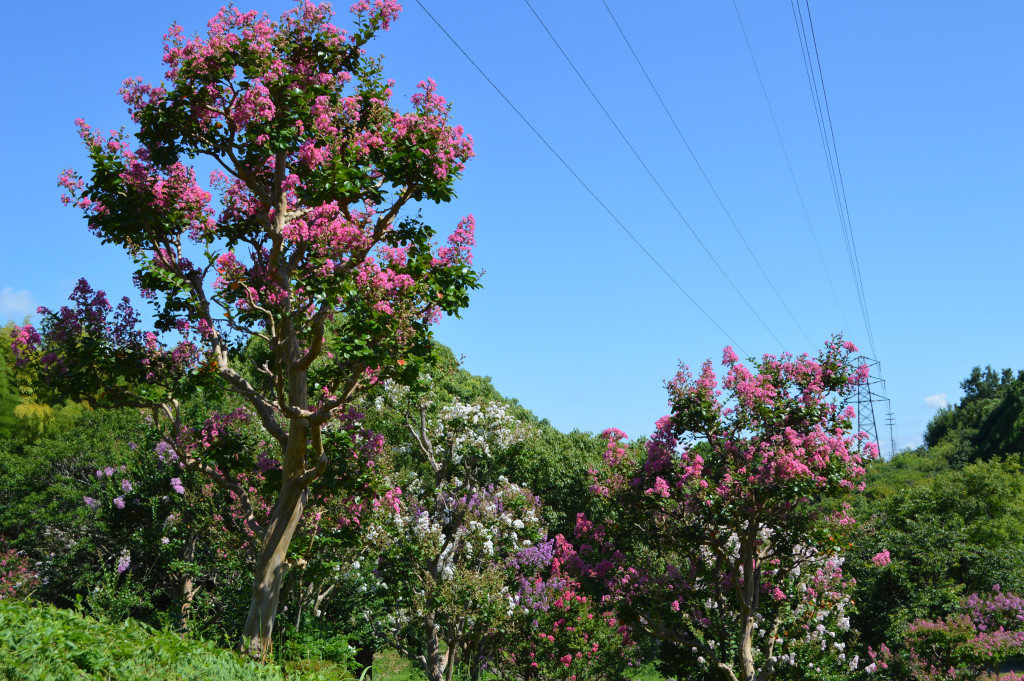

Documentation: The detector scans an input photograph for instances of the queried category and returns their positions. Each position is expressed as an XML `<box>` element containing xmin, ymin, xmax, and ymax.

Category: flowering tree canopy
<box><xmin>16</xmin><ymin>0</ymin><xmax>478</xmax><ymax>655</ymax></box>
<box><xmin>363</xmin><ymin>379</ymin><xmax>536</xmax><ymax>681</ymax></box>
<box><xmin>580</xmin><ymin>339</ymin><xmax>877</xmax><ymax>681</ymax></box>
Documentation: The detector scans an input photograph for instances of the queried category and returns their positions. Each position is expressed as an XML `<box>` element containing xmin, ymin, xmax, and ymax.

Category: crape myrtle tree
<box><xmin>17</xmin><ymin>0</ymin><xmax>478</xmax><ymax>654</ymax></box>
<box><xmin>367</xmin><ymin>378</ymin><xmax>538</xmax><ymax>681</ymax></box>
<box><xmin>580</xmin><ymin>339</ymin><xmax>877</xmax><ymax>681</ymax></box>
<box><xmin>365</xmin><ymin>378</ymin><xmax>637</xmax><ymax>681</ymax></box>
<box><xmin>858</xmin><ymin>586</ymin><xmax>1024</xmax><ymax>680</ymax></box>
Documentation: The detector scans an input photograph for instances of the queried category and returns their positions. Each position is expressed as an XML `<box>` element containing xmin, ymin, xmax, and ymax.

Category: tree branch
<box><xmin>182</xmin><ymin>454</ymin><xmax>264</xmax><ymax>539</ymax></box>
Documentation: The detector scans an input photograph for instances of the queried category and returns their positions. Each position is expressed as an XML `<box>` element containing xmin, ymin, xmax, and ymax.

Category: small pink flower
<box><xmin>872</xmin><ymin>550</ymin><xmax>891</xmax><ymax>567</ymax></box>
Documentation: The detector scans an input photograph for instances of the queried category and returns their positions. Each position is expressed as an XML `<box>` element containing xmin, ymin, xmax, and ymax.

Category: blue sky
<box><xmin>2</xmin><ymin>1</ymin><xmax>1021</xmax><ymax>452</ymax></box>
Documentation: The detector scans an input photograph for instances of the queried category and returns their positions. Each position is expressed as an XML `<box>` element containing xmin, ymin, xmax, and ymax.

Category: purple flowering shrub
<box><xmin>371</xmin><ymin>474</ymin><xmax>547</xmax><ymax>681</ymax></box>
<box><xmin>365</xmin><ymin>376</ymin><xmax>615</xmax><ymax>681</ymax></box>
<box><xmin>496</xmin><ymin>534</ymin><xmax>638</xmax><ymax>680</ymax></box>
<box><xmin>898</xmin><ymin>587</ymin><xmax>1024</xmax><ymax>680</ymax></box>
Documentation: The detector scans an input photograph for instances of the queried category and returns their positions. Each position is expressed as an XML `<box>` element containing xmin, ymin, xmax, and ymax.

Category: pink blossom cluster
<box><xmin>0</xmin><ymin>548</ymin><xmax>39</xmax><ymax>600</ymax></box>
<box><xmin>350</xmin><ymin>0</ymin><xmax>402</xmax><ymax>31</ymax></box>
<box><xmin>396</xmin><ymin>78</ymin><xmax>476</xmax><ymax>180</ymax></box>
<box><xmin>435</xmin><ymin>214</ymin><xmax>476</xmax><ymax>266</ymax></box>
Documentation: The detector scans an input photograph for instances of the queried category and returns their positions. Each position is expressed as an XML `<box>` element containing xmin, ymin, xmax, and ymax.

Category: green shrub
<box><xmin>0</xmin><ymin>599</ymin><xmax>286</xmax><ymax>681</ymax></box>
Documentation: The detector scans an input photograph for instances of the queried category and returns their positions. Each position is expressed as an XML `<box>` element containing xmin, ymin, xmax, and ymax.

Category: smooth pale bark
<box><xmin>738</xmin><ymin>518</ymin><xmax>761</xmax><ymax>681</ymax></box>
<box><xmin>241</xmin><ymin>364</ymin><xmax>314</xmax><ymax>656</ymax></box>
<box><xmin>739</xmin><ymin>613</ymin><xmax>757</xmax><ymax>681</ymax></box>
<box><xmin>425</xmin><ymin>612</ymin><xmax>445</xmax><ymax>681</ymax></box>
<box><xmin>421</xmin><ymin>611</ymin><xmax>459</xmax><ymax>681</ymax></box>
<box><xmin>177</xmin><ymin>535</ymin><xmax>198</xmax><ymax>631</ymax></box>
<box><xmin>240</xmin><ymin>469</ymin><xmax>308</xmax><ymax>655</ymax></box>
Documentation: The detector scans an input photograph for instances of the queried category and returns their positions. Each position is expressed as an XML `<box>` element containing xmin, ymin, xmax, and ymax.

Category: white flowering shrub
<box><xmin>363</xmin><ymin>378</ymin><xmax>545</xmax><ymax>681</ymax></box>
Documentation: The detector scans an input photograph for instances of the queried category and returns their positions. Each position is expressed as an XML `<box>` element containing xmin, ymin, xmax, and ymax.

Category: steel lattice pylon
<box><xmin>855</xmin><ymin>356</ymin><xmax>894</xmax><ymax>458</ymax></box>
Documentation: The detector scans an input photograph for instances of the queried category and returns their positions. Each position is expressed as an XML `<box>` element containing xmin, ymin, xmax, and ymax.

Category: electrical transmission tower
<box><xmin>855</xmin><ymin>356</ymin><xmax>894</xmax><ymax>458</ymax></box>
<box><xmin>884</xmin><ymin>410</ymin><xmax>897</xmax><ymax>458</ymax></box>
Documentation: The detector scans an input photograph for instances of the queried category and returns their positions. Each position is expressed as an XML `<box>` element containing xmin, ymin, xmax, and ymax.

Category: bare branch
<box><xmin>182</xmin><ymin>454</ymin><xmax>264</xmax><ymax>539</ymax></box>
<box><xmin>177</xmin><ymin>266</ymin><xmax>287</xmax><ymax>445</ymax></box>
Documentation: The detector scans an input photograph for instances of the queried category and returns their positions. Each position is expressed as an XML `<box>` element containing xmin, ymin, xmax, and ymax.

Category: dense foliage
<box><xmin>924</xmin><ymin>366</ymin><xmax>1024</xmax><ymax>468</ymax></box>
<box><xmin>5</xmin><ymin>330</ymin><xmax>1024</xmax><ymax>678</ymax></box>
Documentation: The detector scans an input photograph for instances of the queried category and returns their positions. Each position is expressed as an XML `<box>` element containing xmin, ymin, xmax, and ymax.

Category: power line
<box><xmin>522</xmin><ymin>0</ymin><xmax>787</xmax><ymax>351</ymax></box>
<box><xmin>784</xmin><ymin>0</ymin><xmax>891</xmax><ymax>437</ymax></box>
<box><xmin>726</xmin><ymin>0</ymin><xmax>851</xmax><ymax>337</ymax></box>
<box><xmin>787</xmin><ymin>0</ymin><xmax>878</xmax><ymax>359</ymax></box>
<box><xmin>413</xmin><ymin>0</ymin><xmax>747</xmax><ymax>354</ymax></box>
<box><xmin>599</xmin><ymin>0</ymin><xmax>815</xmax><ymax>349</ymax></box>
<box><xmin>788</xmin><ymin>0</ymin><xmax>866</xmax><ymax>345</ymax></box>
<box><xmin>801</xmin><ymin>0</ymin><xmax>877</xmax><ymax>359</ymax></box>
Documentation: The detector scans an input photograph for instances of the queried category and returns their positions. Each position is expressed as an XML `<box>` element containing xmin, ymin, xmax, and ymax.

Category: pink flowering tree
<box><xmin>18</xmin><ymin>0</ymin><xmax>478</xmax><ymax>655</ymax></box>
<box><xmin>580</xmin><ymin>339</ymin><xmax>877</xmax><ymax>681</ymax></box>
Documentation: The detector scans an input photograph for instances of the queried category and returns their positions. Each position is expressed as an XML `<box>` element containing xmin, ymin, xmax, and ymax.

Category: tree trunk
<box><xmin>739</xmin><ymin>613</ymin><xmax>756</xmax><ymax>681</ymax></box>
<box><xmin>240</xmin><ymin>479</ymin><xmax>307</xmax><ymax>655</ymax></box>
<box><xmin>443</xmin><ymin>643</ymin><xmax>457</xmax><ymax>681</ymax></box>
<box><xmin>241</xmin><ymin>418</ymin><xmax>311</xmax><ymax>656</ymax></box>
<box><xmin>355</xmin><ymin>644</ymin><xmax>374</xmax><ymax>680</ymax></box>
<box><xmin>467</xmin><ymin>640</ymin><xmax>481</xmax><ymax>681</ymax></box>
<box><xmin>737</xmin><ymin>517</ymin><xmax>760</xmax><ymax>681</ymax></box>
<box><xmin>177</xmin><ymin>535</ymin><xmax>197</xmax><ymax>632</ymax></box>
<box><xmin>424</xmin><ymin>612</ymin><xmax>446</xmax><ymax>681</ymax></box>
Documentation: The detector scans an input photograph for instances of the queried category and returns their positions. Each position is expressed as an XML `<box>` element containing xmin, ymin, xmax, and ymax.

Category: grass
<box><xmin>371</xmin><ymin>649</ymin><xmax>426</xmax><ymax>680</ymax></box>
